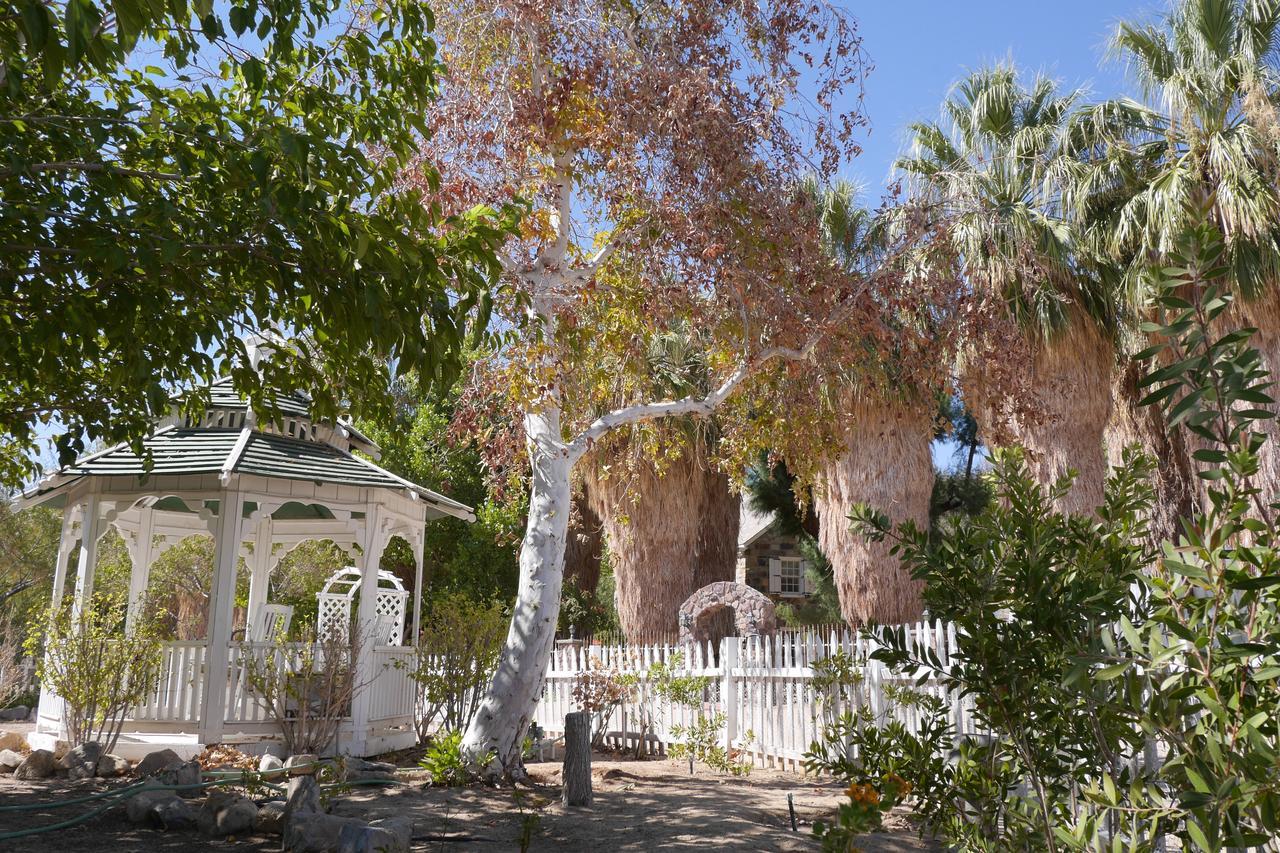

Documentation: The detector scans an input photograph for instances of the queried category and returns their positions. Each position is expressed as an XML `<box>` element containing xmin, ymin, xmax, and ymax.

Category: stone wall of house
<box><xmin>738</xmin><ymin>526</ymin><xmax>809</xmax><ymax>600</ymax></box>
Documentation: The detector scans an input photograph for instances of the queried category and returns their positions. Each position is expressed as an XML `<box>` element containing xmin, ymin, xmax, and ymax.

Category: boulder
<box><xmin>341</xmin><ymin>818</ymin><xmax>412</xmax><ymax>853</ymax></box>
<box><xmin>60</xmin><ymin>742</ymin><xmax>103</xmax><ymax>780</ymax></box>
<box><xmin>336</xmin><ymin>822</ymin><xmax>410</xmax><ymax>853</ymax></box>
<box><xmin>259</xmin><ymin>753</ymin><xmax>285</xmax><ymax>778</ymax></box>
<box><xmin>97</xmin><ymin>753</ymin><xmax>130</xmax><ymax>777</ymax></box>
<box><xmin>341</xmin><ymin>758</ymin><xmax>396</xmax><ymax>783</ymax></box>
<box><xmin>256</xmin><ymin>801</ymin><xmax>287</xmax><ymax>836</ymax></box>
<box><xmin>285</xmin><ymin>754</ymin><xmax>319</xmax><ymax>776</ymax></box>
<box><xmin>157</xmin><ymin>759</ymin><xmax>202</xmax><ymax>795</ymax></box>
<box><xmin>0</xmin><ymin>748</ymin><xmax>23</xmax><ymax>773</ymax></box>
<box><xmin>285</xmin><ymin>774</ymin><xmax>321</xmax><ymax>821</ymax></box>
<box><xmin>153</xmin><ymin>796</ymin><xmax>198</xmax><ymax>831</ymax></box>
<box><xmin>198</xmin><ymin>791</ymin><xmax>258</xmax><ymax>837</ymax></box>
<box><xmin>284</xmin><ymin>813</ymin><xmax>366</xmax><ymax>853</ymax></box>
<box><xmin>14</xmin><ymin>748</ymin><xmax>55</xmax><ymax>780</ymax></box>
<box><xmin>126</xmin><ymin>789</ymin><xmax>176</xmax><ymax>824</ymax></box>
<box><xmin>0</xmin><ymin>705</ymin><xmax>29</xmax><ymax>722</ymax></box>
<box><xmin>134</xmin><ymin>748</ymin><xmax>182</xmax><ymax>777</ymax></box>
<box><xmin>0</xmin><ymin>731</ymin><xmax>26</xmax><ymax>752</ymax></box>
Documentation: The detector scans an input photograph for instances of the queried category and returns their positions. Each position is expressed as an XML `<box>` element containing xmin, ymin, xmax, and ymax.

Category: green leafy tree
<box><xmin>357</xmin><ymin>385</ymin><xmax>524</xmax><ymax>607</ymax></box>
<box><xmin>0</xmin><ymin>0</ymin><xmax>514</xmax><ymax>485</ymax></box>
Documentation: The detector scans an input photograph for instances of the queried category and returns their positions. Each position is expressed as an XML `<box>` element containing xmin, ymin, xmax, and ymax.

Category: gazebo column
<box><xmin>125</xmin><ymin>506</ymin><xmax>156</xmax><ymax>631</ymax></box>
<box><xmin>36</xmin><ymin>505</ymin><xmax>83</xmax><ymax>734</ymax></box>
<box><xmin>70</xmin><ymin>494</ymin><xmax>103</xmax><ymax>621</ymax></box>
<box><xmin>200</xmin><ymin>489</ymin><xmax>244</xmax><ymax>745</ymax></box>
<box><xmin>348</xmin><ymin>506</ymin><xmax>386</xmax><ymax>756</ymax></box>
<box><xmin>244</xmin><ymin>517</ymin><xmax>274</xmax><ymax>636</ymax></box>
<box><xmin>411</xmin><ymin>534</ymin><xmax>425</xmax><ymax>644</ymax></box>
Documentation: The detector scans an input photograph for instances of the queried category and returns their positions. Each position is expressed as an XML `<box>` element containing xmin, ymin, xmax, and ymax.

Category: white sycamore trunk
<box><xmin>461</xmin><ymin>408</ymin><xmax>572</xmax><ymax>774</ymax></box>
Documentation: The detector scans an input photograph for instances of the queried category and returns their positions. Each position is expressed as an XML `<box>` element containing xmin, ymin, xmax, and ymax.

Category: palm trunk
<box><xmin>586</xmin><ymin>438</ymin><xmax>739</xmax><ymax>641</ymax></box>
<box><xmin>461</xmin><ymin>408</ymin><xmax>571</xmax><ymax>775</ymax></box>
<box><xmin>971</xmin><ymin>320</ymin><xmax>1115</xmax><ymax>516</ymax></box>
<box><xmin>563</xmin><ymin>487</ymin><xmax>603</xmax><ymax>597</ymax></box>
<box><xmin>1236</xmin><ymin>295</ymin><xmax>1280</xmax><ymax>510</ymax></box>
<box><xmin>815</xmin><ymin>396</ymin><xmax>933</xmax><ymax>627</ymax></box>
<box><xmin>1104</xmin><ymin>360</ymin><xmax>1197</xmax><ymax>542</ymax></box>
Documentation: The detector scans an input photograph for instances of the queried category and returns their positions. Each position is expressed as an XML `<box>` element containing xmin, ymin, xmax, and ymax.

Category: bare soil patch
<box><xmin>0</xmin><ymin>753</ymin><xmax>940</xmax><ymax>851</ymax></box>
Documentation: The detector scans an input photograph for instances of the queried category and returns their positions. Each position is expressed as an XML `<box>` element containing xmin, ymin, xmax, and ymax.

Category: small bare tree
<box><xmin>27</xmin><ymin>592</ymin><xmax>163</xmax><ymax>753</ymax></box>
<box><xmin>241</xmin><ymin>619</ymin><xmax>371</xmax><ymax>755</ymax></box>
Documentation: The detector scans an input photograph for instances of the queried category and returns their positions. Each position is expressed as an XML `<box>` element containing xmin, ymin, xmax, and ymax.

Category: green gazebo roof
<box><xmin>20</xmin><ymin>379</ymin><xmax>473</xmax><ymax>521</ymax></box>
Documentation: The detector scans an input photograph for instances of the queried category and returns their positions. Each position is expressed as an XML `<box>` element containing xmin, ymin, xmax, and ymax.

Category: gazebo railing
<box><xmin>131</xmin><ymin>641</ymin><xmax>208</xmax><ymax>722</ymax></box>
<box><xmin>117</xmin><ymin>640</ymin><xmax>416</xmax><ymax>731</ymax></box>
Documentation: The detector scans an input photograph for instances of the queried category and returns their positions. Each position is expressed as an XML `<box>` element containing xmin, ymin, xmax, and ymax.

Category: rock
<box><xmin>125</xmin><ymin>789</ymin><xmax>175</xmax><ymax>824</ymax></box>
<box><xmin>341</xmin><ymin>758</ymin><xmax>396</xmax><ymax>783</ymax></box>
<box><xmin>369</xmin><ymin>818</ymin><xmax>412</xmax><ymax>852</ymax></box>
<box><xmin>157</xmin><ymin>759</ymin><xmax>202</xmax><ymax>795</ymax></box>
<box><xmin>134</xmin><ymin>748</ymin><xmax>182</xmax><ymax>777</ymax></box>
<box><xmin>198</xmin><ymin>791</ymin><xmax>258</xmax><ymax>837</ymax></box>
<box><xmin>14</xmin><ymin>748</ymin><xmax>55</xmax><ymax>780</ymax></box>
<box><xmin>337</xmin><ymin>821</ymin><xmax>411</xmax><ymax>853</ymax></box>
<box><xmin>0</xmin><ymin>706</ymin><xmax>29</xmax><ymax>722</ymax></box>
<box><xmin>97</xmin><ymin>753</ymin><xmax>130</xmax><ymax>777</ymax></box>
<box><xmin>285</xmin><ymin>774</ymin><xmax>321</xmax><ymax>821</ymax></box>
<box><xmin>256</xmin><ymin>801</ymin><xmax>287</xmax><ymax>836</ymax></box>
<box><xmin>284</xmin><ymin>814</ymin><xmax>366</xmax><ymax>853</ymax></box>
<box><xmin>0</xmin><ymin>748</ymin><xmax>23</xmax><ymax>772</ymax></box>
<box><xmin>285</xmin><ymin>754</ymin><xmax>319</xmax><ymax>775</ymax></box>
<box><xmin>259</xmin><ymin>752</ymin><xmax>285</xmax><ymax>778</ymax></box>
<box><xmin>60</xmin><ymin>742</ymin><xmax>103</xmax><ymax>780</ymax></box>
<box><xmin>153</xmin><ymin>796</ymin><xmax>198</xmax><ymax>831</ymax></box>
<box><xmin>0</xmin><ymin>731</ymin><xmax>26</xmax><ymax>751</ymax></box>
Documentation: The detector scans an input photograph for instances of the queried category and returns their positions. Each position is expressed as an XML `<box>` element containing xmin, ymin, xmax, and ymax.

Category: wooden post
<box><xmin>562</xmin><ymin>711</ymin><xmax>592</xmax><ymax>807</ymax></box>
<box><xmin>71</xmin><ymin>494</ymin><xmax>102</xmax><ymax>622</ymax></box>
<box><xmin>125</xmin><ymin>505</ymin><xmax>156</xmax><ymax>632</ymax></box>
<box><xmin>200</xmin><ymin>489</ymin><xmax>244</xmax><ymax>746</ymax></box>
<box><xmin>721</xmin><ymin>637</ymin><xmax>738</xmax><ymax>755</ymax></box>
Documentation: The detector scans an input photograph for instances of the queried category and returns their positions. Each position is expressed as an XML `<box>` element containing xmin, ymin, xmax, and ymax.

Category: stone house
<box><xmin>735</xmin><ymin>505</ymin><xmax>816</xmax><ymax>601</ymax></box>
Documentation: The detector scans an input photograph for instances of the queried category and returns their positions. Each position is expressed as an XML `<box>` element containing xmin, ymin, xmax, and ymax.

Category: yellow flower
<box><xmin>845</xmin><ymin>782</ymin><xmax>880</xmax><ymax>806</ymax></box>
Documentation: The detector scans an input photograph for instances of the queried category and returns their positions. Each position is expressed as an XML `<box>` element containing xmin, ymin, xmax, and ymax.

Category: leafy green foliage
<box><xmin>0</xmin><ymin>0</ymin><xmax>515</xmax><ymax>485</ymax></box>
<box><xmin>419</xmin><ymin>730</ymin><xmax>493</xmax><ymax>786</ymax></box>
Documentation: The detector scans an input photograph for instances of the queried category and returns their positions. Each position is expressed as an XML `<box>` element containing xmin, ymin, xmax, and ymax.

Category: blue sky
<box><xmin>842</xmin><ymin>0</ymin><xmax>1156</xmax><ymax>198</ymax></box>
<box><xmin>853</xmin><ymin>1</ymin><xmax>1159</xmax><ymax>469</ymax></box>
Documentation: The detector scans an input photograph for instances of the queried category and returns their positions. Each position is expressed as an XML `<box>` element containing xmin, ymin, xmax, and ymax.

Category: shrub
<box><xmin>27</xmin><ymin>591</ymin><xmax>163</xmax><ymax>752</ymax></box>
<box><xmin>570</xmin><ymin>658</ymin><xmax>629</xmax><ymax>748</ymax></box>
<box><xmin>419</xmin><ymin>730</ymin><xmax>494</xmax><ymax>786</ymax></box>
<box><xmin>405</xmin><ymin>592</ymin><xmax>506</xmax><ymax>740</ymax></box>
<box><xmin>847</xmin><ymin>205</ymin><xmax>1280</xmax><ymax>851</ymax></box>
<box><xmin>813</xmin><ymin>774</ymin><xmax>913</xmax><ymax>852</ymax></box>
<box><xmin>240</xmin><ymin>619</ymin><xmax>365</xmax><ymax>755</ymax></box>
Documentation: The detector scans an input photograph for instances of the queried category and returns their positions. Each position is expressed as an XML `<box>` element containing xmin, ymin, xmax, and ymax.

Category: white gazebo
<box><xmin>19</xmin><ymin>377</ymin><xmax>473</xmax><ymax>759</ymax></box>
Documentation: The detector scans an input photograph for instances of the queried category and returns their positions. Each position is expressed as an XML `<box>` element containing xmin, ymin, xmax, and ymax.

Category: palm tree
<box><xmin>584</xmin><ymin>329</ymin><xmax>739</xmax><ymax>641</ymax></box>
<box><xmin>1066</xmin><ymin>0</ymin><xmax>1280</xmax><ymax>507</ymax></box>
<box><xmin>899</xmin><ymin>65</ymin><xmax>1118</xmax><ymax>515</ymax></box>
<box><xmin>807</xmin><ymin>181</ymin><xmax>935</xmax><ymax>626</ymax></box>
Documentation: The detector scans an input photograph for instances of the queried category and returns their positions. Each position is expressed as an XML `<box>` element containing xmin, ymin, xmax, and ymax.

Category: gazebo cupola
<box><xmin>20</xmin><ymin>375</ymin><xmax>472</xmax><ymax>757</ymax></box>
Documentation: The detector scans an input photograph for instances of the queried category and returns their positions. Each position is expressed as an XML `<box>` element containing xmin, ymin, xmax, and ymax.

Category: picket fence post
<box><xmin>721</xmin><ymin>637</ymin><xmax>738</xmax><ymax>754</ymax></box>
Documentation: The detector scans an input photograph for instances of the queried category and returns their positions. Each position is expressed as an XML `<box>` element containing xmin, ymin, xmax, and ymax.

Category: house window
<box><xmin>779</xmin><ymin>558</ymin><xmax>803</xmax><ymax>595</ymax></box>
<box><xmin>756</xmin><ymin>556</ymin><xmax>768</xmax><ymax>568</ymax></box>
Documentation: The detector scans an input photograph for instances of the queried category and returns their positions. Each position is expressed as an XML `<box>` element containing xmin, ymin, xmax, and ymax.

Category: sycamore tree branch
<box><xmin>566</xmin><ymin>340</ymin><xmax>816</xmax><ymax>462</ymax></box>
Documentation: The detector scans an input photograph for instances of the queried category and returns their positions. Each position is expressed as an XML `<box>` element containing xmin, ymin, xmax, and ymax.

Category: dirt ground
<box><xmin>0</xmin><ymin>753</ymin><xmax>941</xmax><ymax>852</ymax></box>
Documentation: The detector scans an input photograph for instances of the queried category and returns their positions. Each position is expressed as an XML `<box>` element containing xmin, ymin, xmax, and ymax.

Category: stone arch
<box><xmin>677</xmin><ymin>581</ymin><xmax>777</xmax><ymax>645</ymax></box>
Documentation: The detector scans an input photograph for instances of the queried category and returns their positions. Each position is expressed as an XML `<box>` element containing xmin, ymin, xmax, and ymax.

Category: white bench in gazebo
<box><xmin>18</xmin><ymin>375</ymin><xmax>474</xmax><ymax>759</ymax></box>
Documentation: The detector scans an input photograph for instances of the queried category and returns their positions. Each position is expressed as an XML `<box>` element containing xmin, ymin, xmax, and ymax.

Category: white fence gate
<box><xmin>533</xmin><ymin>620</ymin><xmax>976</xmax><ymax>772</ymax></box>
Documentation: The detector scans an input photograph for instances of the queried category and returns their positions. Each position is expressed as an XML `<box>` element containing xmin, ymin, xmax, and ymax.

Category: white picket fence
<box><xmin>532</xmin><ymin>620</ymin><xmax>977</xmax><ymax>772</ymax></box>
